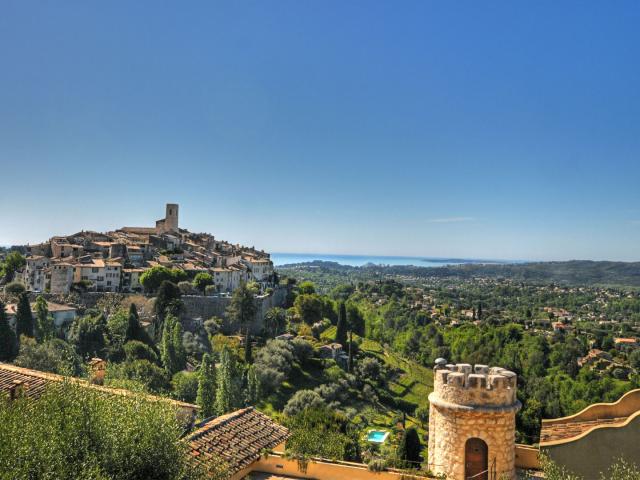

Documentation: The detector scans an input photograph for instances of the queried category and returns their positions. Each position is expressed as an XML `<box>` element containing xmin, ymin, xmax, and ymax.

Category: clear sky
<box><xmin>1</xmin><ymin>1</ymin><xmax>639</xmax><ymax>261</ymax></box>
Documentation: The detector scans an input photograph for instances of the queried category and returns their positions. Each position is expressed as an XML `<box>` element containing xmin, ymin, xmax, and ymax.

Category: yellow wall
<box><xmin>251</xmin><ymin>454</ymin><xmax>430</xmax><ymax>480</ymax></box>
<box><xmin>514</xmin><ymin>444</ymin><xmax>540</xmax><ymax>470</ymax></box>
<box><xmin>542</xmin><ymin>411</ymin><xmax>640</xmax><ymax>479</ymax></box>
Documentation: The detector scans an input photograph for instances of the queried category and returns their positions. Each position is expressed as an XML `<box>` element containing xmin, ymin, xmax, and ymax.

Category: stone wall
<box><xmin>31</xmin><ymin>285</ymin><xmax>289</xmax><ymax>334</ymax></box>
<box><xmin>180</xmin><ymin>285</ymin><xmax>288</xmax><ymax>333</ymax></box>
<box><xmin>428</xmin><ymin>363</ymin><xmax>521</xmax><ymax>480</ymax></box>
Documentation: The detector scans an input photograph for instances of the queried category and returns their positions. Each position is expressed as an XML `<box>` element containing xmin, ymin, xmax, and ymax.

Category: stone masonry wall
<box><xmin>428</xmin><ymin>363</ymin><xmax>521</xmax><ymax>480</ymax></box>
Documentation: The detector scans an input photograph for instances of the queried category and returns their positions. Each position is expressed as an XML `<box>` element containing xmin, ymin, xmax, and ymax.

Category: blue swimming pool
<box><xmin>367</xmin><ymin>430</ymin><xmax>390</xmax><ymax>443</ymax></box>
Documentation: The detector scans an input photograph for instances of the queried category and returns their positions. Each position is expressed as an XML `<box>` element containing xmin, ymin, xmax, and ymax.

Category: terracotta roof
<box><xmin>0</xmin><ymin>363</ymin><xmax>197</xmax><ymax>410</ymax></box>
<box><xmin>540</xmin><ymin>416</ymin><xmax>629</xmax><ymax>443</ymax></box>
<box><xmin>187</xmin><ymin>407</ymin><xmax>289</xmax><ymax>476</ymax></box>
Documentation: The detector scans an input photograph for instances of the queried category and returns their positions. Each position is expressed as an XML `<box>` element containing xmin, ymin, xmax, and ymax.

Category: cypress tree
<box><xmin>172</xmin><ymin>320</ymin><xmax>186</xmax><ymax>371</ymax></box>
<box><xmin>215</xmin><ymin>346</ymin><xmax>241</xmax><ymax>415</ymax></box>
<box><xmin>35</xmin><ymin>295</ymin><xmax>54</xmax><ymax>343</ymax></box>
<box><xmin>0</xmin><ymin>300</ymin><xmax>18</xmax><ymax>361</ymax></box>
<box><xmin>127</xmin><ymin>303</ymin><xmax>141</xmax><ymax>341</ymax></box>
<box><xmin>335</xmin><ymin>302</ymin><xmax>348</xmax><ymax>346</ymax></box>
<box><xmin>244</xmin><ymin>331</ymin><xmax>252</xmax><ymax>364</ymax></box>
<box><xmin>397</xmin><ymin>427</ymin><xmax>422</xmax><ymax>466</ymax></box>
<box><xmin>244</xmin><ymin>364</ymin><xmax>260</xmax><ymax>406</ymax></box>
<box><xmin>196</xmin><ymin>353</ymin><xmax>217</xmax><ymax>418</ymax></box>
<box><xmin>477</xmin><ymin>302</ymin><xmax>483</xmax><ymax>321</ymax></box>
<box><xmin>15</xmin><ymin>293</ymin><xmax>34</xmax><ymax>340</ymax></box>
<box><xmin>160</xmin><ymin>316</ymin><xmax>177</xmax><ymax>374</ymax></box>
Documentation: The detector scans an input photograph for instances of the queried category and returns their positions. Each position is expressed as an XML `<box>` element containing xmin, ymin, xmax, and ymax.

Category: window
<box><xmin>92</xmin><ymin>267</ymin><xmax>99</xmax><ymax>273</ymax></box>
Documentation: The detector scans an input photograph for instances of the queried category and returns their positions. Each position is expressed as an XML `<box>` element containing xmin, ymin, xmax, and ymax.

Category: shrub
<box><xmin>124</xmin><ymin>340</ymin><xmax>158</xmax><ymax>363</ymax></box>
<box><xmin>283</xmin><ymin>390</ymin><xmax>326</xmax><ymax>417</ymax></box>
<box><xmin>15</xmin><ymin>337</ymin><xmax>84</xmax><ymax>376</ymax></box>
<box><xmin>171</xmin><ymin>370</ymin><xmax>199</xmax><ymax>403</ymax></box>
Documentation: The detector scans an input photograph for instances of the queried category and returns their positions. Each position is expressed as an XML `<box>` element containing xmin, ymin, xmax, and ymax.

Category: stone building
<box><xmin>428</xmin><ymin>361</ymin><xmax>520</xmax><ymax>480</ymax></box>
<box><xmin>156</xmin><ymin>203</ymin><xmax>179</xmax><ymax>234</ymax></box>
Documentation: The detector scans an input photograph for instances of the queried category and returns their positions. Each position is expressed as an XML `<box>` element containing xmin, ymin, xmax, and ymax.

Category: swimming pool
<box><xmin>367</xmin><ymin>430</ymin><xmax>390</xmax><ymax>443</ymax></box>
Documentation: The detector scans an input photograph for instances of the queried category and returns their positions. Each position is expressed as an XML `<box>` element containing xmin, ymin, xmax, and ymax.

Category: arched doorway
<box><xmin>465</xmin><ymin>437</ymin><xmax>488</xmax><ymax>480</ymax></box>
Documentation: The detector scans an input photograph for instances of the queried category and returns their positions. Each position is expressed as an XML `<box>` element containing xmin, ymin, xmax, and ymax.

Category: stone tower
<box><xmin>165</xmin><ymin>203</ymin><xmax>179</xmax><ymax>232</ymax></box>
<box><xmin>428</xmin><ymin>361</ymin><xmax>520</xmax><ymax>480</ymax></box>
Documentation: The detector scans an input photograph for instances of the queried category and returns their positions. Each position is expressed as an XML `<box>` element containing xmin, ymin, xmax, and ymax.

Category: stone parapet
<box><xmin>428</xmin><ymin>361</ymin><xmax>520</xmax><ymax>480</ymax></box>
<box><xmin>433</xmin><ymin>363</ymin><xmax>518</xmax><ymax>407</ymax></box>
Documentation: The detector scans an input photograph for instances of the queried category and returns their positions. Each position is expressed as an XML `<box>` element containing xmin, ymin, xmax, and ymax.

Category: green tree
<box><xmin>34</xmin><ymin>296</ymin><xmax>55</xmax><ymax>343</ymax></box>
<box><xmin>215</xmin><ymin>346</ymin><xmax>242</xmax><ymax>415</ymax></box>
<box><xmin>196</xmin><ymin>353</ymin><xmax>217</xmax><ymax>418</ymax></box>
<box><xmin>397</xmin><ymin>427</ymin><xmax>422</xmax><ymax>466</ymax></box>
<box><xmin>335</xmin><ymin>302</ymin><xmax>348</xmax><ymax>346</ymax></box>
<box><xmin>172</xmin><ymin>320</ymin><xmax>187</xmax><ymax>371</ymax></box>
<box><xmin>106</xmin><ymin>309</ymin><xmax>130</xmax><ymax>361</ymax></box>
<box><xmin>226</xmin><ymin>282</ymin><xmax>257</xmax><ymax>333</ymax></box>
<box><xmin>68</xmin><ymin>313</ymin><xmax>107</xmax><ymax>359</ymax></box>
<box><xmin>15</xmin><ymin>337</ymin><xmax>84</xmax><ymax>376</ymax></box>
<box><xmin>15</xmin><ymin>293</ymin><xmax>34</xmax><ymax>340</ymax></box>
<box><xmin>1</xmin><ymin>251</ymin><xmax>25</xmax><ymax>282</ymax></box>
<box><xmin>0</xmin><ymin>300</ymin><xmax>18</xmax><ymax>361</ymax></box>
<box><xmin>161</xmin><ymin>315</ymin><xmax>178</xmax><ymax>375</ymax></box>
<box><xmin>192</xmin><ymin>272</ymin><xmax>214</xmax><ymax>293</ymax></box>
<box><xmin>347</xmin><ymin>304</ymin><xmax>365</xmax><ymax>337</ymax></box>
<box><xmin>171</xmin><ymin>371</ymin><xmax>199</xmax><ymax>403</ymax></box>
<box><xmin>154</xmin><ymin>281</ymin><xmax>183</xmax><ymax>320</ymax></box>
<box><xmin>4</xmin><ymin>281</ymin><xmax>26</xmax><ymax>300</ymax></box>
<box><xmin>244</xmin><ymin>333</ymin><xmax>252</xmax><ymax>364</ymax></box>
<box><xmin>244</xmin><ymin>364</ymin><xmax>261</xmax><ymax>405</ymax></box>
<box><xmin>0</xmin><ymin>381</ymin><xmax>221</xmax><ymax>480</ymax></box>
<box><xmin>124</xmin><ymin>340</ymin><xmax>158</xmax><ymax>363</ymax></box>
<box><xmin>297</xmin><ymin>281</ymin><xmax>316</xmax><ymax>295</ymax></box>
<box><xmin>126</xmin><ymin>303</ymin><xmax>148</xmax><ymax>344</ymax></box>
<box><xmin>264</xmin><ymin>307</ymin><xmax>287</xmax><ymax>337</ymax></box>
<box><xmin>283</xmin><ymin>389</ymin><xmax>326</xmax><ymax>417</ymax></box>
<box><xmin>293</xmin><ymin>294</ymin><xmax>324</xmax><ymax>325</ymax></box>
<box><xmin>139</xmin><ymin>266</ymin><xmax>188</xmax><ymax>293</ymax></box>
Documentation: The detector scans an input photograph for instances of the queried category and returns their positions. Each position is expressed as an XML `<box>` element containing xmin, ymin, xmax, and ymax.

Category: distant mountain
<box><xmin>279</xmin><ymin>260</ymin><xmax>640</xmax><ymax>287</ymax></box>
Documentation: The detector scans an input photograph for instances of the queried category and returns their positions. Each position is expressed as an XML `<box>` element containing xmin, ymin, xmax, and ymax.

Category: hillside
<box><xmin>258</xmin><ymin>330</ymin><xmax>434</xmax><ymax>434</ymax></box>
<box><xmin>279</xmin><ymin>260</ymin><xmax>640</xmax><ymax>288</ymax></box>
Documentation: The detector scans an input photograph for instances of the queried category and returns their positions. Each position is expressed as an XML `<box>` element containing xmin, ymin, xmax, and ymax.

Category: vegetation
<box><xmin>0</xmin><ymin>300</ymin><xmax>17</xmax><ymax>361</ymax></box>
<box><xmin>0</xmin><ymin>382</ymin><xmax>223</xmax><ymax>480</ymax></box>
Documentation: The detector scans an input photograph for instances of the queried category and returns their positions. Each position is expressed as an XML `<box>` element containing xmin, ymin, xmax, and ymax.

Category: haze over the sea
<box><xmin>271</xmin><ymin>253</ymin><xmax>517</xmax><ymax>268</ymax></box>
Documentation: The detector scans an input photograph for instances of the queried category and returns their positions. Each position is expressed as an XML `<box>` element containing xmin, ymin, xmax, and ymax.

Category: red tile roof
<box><xmin>187</xmin><ymin>407</ymin><xmax>289</xmax><ymax>476</ymax></box>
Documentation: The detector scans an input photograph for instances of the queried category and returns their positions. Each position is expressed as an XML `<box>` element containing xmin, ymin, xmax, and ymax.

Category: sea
<box><xmin>271</xmin><ymin>253</ymin><xmax>514</xmax><ymax>268</ymax></box>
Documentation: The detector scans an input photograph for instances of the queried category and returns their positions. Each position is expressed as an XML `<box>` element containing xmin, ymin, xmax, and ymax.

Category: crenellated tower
<box><xmin>428</xmin><ymin>361</ymin><xmax>521</xmax><ymax>480</ymax></box>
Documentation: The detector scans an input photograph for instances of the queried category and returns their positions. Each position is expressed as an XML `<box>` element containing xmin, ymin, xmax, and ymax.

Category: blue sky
<box><xmin>1</xmin><ymin>1</ymin><xmax>639</xmax><ymax>261</ymax></box>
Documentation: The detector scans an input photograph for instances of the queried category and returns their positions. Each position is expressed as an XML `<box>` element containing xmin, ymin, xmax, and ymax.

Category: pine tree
<box><xmin>0</xmin><ymin>301</ymin><xmax>18</xmax><ymax>361</ymax></box>
<box><xmin>34</xmin><ymin>296</ymin><xmax>54</xmax><ymax>342</ymax></box>
<box><xmin>161</xmin><ymin>315</ymin><xmax>177</xmax><ymax>374</ymax></box>
<box><xmin>15</xmin><ymin>293</ymin><xmax>34</xmax><ymax>340</ymax></box>
<box><xmin>172</xmin><ymin>320</ymin><xmax>186</xmax><ymax>371</ymax></box>
<box><xmin>215</xmin><ymin>346</ymin><xmax>241</xmax><ymax>415</ymax></box>
<box><xmin>244</xmin><ymin>364</ymin><xmax>260</xmax><ymax>406</ymax></box>
<box><xmin>335</xmin><ymin>302</ymin><xmax>348</xmax><ymax>346</ymax></box>
<box><xmin>196</xmin><ymin>353</ymin><xmax>217</xmax><ymax>418</ymax></box>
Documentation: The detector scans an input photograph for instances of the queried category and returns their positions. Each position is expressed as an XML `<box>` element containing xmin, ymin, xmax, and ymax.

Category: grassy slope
<box><xmin>259</xmin><ymin>327</ymin><xmax>434</xmax><ymax>435</ymax></box>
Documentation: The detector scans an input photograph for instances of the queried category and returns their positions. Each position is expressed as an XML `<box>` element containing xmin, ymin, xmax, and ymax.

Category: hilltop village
<box><xmin>1</xmin><ymin>215</ymin><xmax>639</xmax><ymax>480</ymax></box>
<box><xmin>15</xmin><ymin>204</ymin><xmax>275</xmax><ymax>295</ymax></box>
